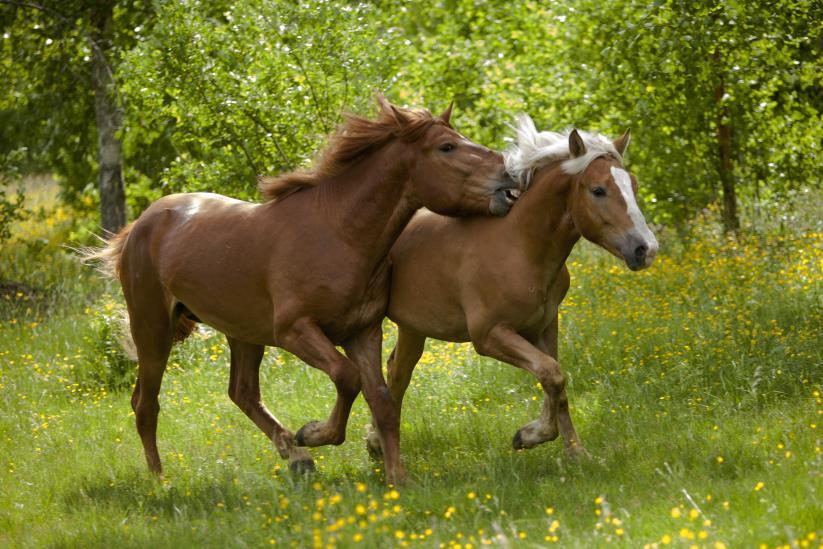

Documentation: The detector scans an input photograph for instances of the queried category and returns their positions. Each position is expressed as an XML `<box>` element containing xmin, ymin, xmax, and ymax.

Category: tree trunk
<box><xmin>90</xmin><ymin>1</ymin><xmax>126</xmax><ymax>234</ymax></box>
<box><xmin>713</xmin><ymin>51</ymin><xmax>739</xmax><ymax>233</ymax></box>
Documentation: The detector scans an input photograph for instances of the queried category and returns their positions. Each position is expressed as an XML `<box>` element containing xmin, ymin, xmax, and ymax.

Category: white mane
<box><xmin>504</xmin><ymin>114</ymin><xmax>622</xmax><ymax>189</ymax></box>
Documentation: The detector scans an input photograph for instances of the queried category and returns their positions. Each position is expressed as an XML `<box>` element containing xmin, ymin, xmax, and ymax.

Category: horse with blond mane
<box><xmin>367</xmin><ymin>115</ymin><xmax>658</xmax><ymax>460</ymax></box>
<box><xmin>89</xmin><ymin>94</ymin><xmax>519</xmax><ymax>484</ymax></box>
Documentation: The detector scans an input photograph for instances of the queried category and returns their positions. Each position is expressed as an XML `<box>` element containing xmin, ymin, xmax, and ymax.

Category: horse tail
<box><xmin>81</xmin><ymin>223</ymin><xmax>134</xmax><ymax>281</ymax></box>
<box><xmin>83</xmin><ymin>222</ymin><xmax>196</xmax><ymax>347</ymax></box>
<box><xmin>79</xmin><ymin>224</ymin><xmax>139</xmax><ymax>359</ymax></box>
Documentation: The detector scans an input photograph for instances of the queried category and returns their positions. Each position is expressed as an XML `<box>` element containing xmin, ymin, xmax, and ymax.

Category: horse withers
<box><xmin>88</xmin><ymin>94</ymin><xmax>519</xmax><ymax>484</ymax></box>
<box><xmin>368</xmin><ymin>114</ymin><xmax>658</xmax><ymax>460</ymax></box>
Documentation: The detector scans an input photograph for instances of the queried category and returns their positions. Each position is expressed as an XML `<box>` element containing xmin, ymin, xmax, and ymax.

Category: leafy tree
<box><xmin>1</xmin><ymin>0</ymin><xmax>819</xmax><ymax>233</ymax></box>
<box><xmin>118</xmin><ymin>0</ymin><xmax>407</xmax><ymax>203</ymax></box>
<box><xmin>548</xmin><ymin>0</ymin><xmax>823</xmax><ymax>231</ymax></box>
<box><xmin>0</xmin><ymin>0</ymin><xmax>154</xmax><ymax>233</ymax></box>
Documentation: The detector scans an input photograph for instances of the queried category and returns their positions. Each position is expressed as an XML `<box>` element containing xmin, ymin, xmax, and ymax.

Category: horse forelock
<box><xmin>504</xmin><ymin>114</ymin><xmax>622</xmax><ymax>190</ymax></box>
<box><xmin>259</xmin><ymin>106</ymin><xmax>445</xmax><ymax>203</ymax></box>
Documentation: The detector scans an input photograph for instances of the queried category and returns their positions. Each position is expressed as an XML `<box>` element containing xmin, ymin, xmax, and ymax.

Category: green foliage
<box><xmin>0</xmin><ymin>184</ymin><xmax>25</xmax><ymax>245</ymax></box>
<box><xmin>76</xmin><ymin>295</ymin><xmax>136</xmax><ymax>392</ymax></box>
<box><xmin>2</xmin><ymin>0</ymin><xmax>821</xmax><ymax>226</ymax></box>
<box><xmin>547</xmin><ymin>0</ymin><xmax>823</xmax><ymax>224</ymax></box>
<box><xmin>119</xmin><ymin>0</ymin><xmax>404</xmax><ymax>202</ymax></box>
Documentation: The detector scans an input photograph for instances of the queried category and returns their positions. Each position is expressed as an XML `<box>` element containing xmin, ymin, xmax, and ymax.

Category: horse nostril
<box><xmin>634</xmin><ymin>244</ymin><xmax>647</xmax><ymax>260</ymax></box>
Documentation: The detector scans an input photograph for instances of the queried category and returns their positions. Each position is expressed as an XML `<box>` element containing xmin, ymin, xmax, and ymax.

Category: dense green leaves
<box><xmin>1</xmin><ymin>0</ymin><xmax>821</xmax><ymax>227</ymax></box>
<box><xmin>119</xmin><ymin>0</ymin><xmax>404</xmax><ymax>204</ymax></box>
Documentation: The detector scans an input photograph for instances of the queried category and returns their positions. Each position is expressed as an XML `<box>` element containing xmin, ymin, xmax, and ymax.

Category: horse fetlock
<box><xmin>564</xmin><ymin>442</ymin><xmax>591</xmax><ymax>461</ymax></box>
<box><xmin>295</xmin><ymin>420</ymin><xmax>345</xmax><ymax>447</ymax></box>
<box><xmin>272</xmin><ymin>431</ymin><xmax>296</xmax><ymax>459</ymax></box>
<box><xmin>144</xmin><ymin>449</ymin><xmax>163</xmax><ymax>474</ymax></box>
<box><xmin>386</xmin><ymin>465</ymin><xmax>408</xmax><ymax>486</ymax></box>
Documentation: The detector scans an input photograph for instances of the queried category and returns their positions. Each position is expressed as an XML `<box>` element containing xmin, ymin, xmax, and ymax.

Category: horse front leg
<box><xmin>536</xmin><ymin>315</ymin><xmax>587</xmax><ymax>458</ymax></box>
<box><xmin>473</xmin><ymin>324</ymin><xmax>565</xmax><ymax>450</ymax></box>
<box><xmin>365</xmin><ymin>327</ymin><xmax>426</xmax><ymax>460</ymax></box>
<box><xmin>278</xmin><ymin>319</ymin><xmax>362</xmax><ymax>451</ymax></box>
<box><xmin>345</xmin><ymin>323</ymin><xmax>406</xmax><ymax>485</ymax></box>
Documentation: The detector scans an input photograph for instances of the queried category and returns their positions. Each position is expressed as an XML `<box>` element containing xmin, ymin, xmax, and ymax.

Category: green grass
<box><xmin>1</xmin><ymin>221</ymin><xmax>821</xmax><ymax>548</ymax></box>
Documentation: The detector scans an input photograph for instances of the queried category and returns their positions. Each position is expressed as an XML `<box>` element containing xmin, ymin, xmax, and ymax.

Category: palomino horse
<box><xmin>90</xmin><ymin>95</ymin><xmax>519</xmax><ymax>484</ymax></box>
<box><xmin>367</xmin><ymin>114</ymin><xmax>658</xmax><ymax>459</ymax></box>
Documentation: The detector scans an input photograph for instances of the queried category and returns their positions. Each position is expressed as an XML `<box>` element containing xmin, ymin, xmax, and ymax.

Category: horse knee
<box><xmin>538</xmin><ymin>359</ymin><xmax>565</xmax><ymax>393</ymax></box>
<box><xmin>330</xmin><ymin>362</ymin><xmax>360</xmax><ymax>395</ymax></box>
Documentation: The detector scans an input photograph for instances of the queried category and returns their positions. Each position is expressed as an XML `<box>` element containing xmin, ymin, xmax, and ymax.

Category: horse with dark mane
<box><xmin>89</xmin><ymin>94</ymin><xmax>518</xmax><ymax>484</ymax></box>
<box><xmin>367</xmin><ymin>114</ymin><xmax>658</xmax><ymax>460</ymax></box>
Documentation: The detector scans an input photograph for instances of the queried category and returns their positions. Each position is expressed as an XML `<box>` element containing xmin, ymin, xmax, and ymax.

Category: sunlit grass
<box><xmin>0</xmin><ymin>202</ymin><xmax>821</xmax><ymax>547</ymax></box>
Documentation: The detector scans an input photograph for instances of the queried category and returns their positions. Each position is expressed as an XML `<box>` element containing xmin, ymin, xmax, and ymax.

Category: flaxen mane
<box><xmin>504</xmin><ymin>114</ymin><xmax>622</xmax><ymax>190</ymax></box>
<box><xmin>259</xmin><ymin>101</ymin><xmax>447</xmax><ymax>202</ymax></box>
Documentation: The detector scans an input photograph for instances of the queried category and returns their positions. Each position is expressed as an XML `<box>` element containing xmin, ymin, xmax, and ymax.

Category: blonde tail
<box><xmin>80</xmin><ymin>224</ymin><xmax>138</xmax><ymax>359</ymax></box>
<box><xmin>80</xmin><ymin>223</ymin><xmax>134</xmax><ymax>280</ymax></box>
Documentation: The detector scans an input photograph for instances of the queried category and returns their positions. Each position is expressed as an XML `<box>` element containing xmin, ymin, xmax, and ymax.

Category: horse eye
<box><xmin>438</xmin><ymin>143</ymin><xmax>456</xmax><ymax>153</ymax></box>
<box><xmin>591</xmin><ymin>187</ymin><xmax>606</xmax><ymax>197</ymax></box>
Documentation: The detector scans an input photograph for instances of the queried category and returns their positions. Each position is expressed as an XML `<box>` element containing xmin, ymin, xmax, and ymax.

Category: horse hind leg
<box><xmin>226</xmin><ymin>336</ymin><xmax>314</xmax><ymax>474</ymax></box>
<box><xmin>127</xmin><ymin>297</ymin><xmax>175</xmax><ymax>475</ymax></box>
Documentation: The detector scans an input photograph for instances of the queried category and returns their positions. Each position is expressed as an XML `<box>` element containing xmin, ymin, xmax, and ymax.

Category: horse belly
<box><xmin>388</xmin><ymin>275</ymin><xmax>470</xmax><ymax>342</ymax></box>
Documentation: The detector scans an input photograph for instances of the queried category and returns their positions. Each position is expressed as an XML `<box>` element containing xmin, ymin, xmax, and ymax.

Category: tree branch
<box><xmin>0</xmin><ymin>0</ymin><xmax>117</xmax><ymax>84</ymax></box>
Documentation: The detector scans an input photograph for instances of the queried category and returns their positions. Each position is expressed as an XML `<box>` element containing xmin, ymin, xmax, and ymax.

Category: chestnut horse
<box><xmin>366</xmin><ymin>115</ymin><xmax>658</xmax><ymax>459</ymax></box>
<box><xmin>90</xmin><ymin>95</ymin><xmax>518</xmax><ymax>484</ymax></box>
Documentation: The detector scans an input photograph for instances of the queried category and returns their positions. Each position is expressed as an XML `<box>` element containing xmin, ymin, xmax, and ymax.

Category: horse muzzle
<box><xmin>621</xmin><ymin>233</ymin><xmax>658</xmax><ymax>271</ymax></box>
<box><xmin>489</xmin><ymin>174</ymin><xmax>522</xmax><ymax>217</ymax></box>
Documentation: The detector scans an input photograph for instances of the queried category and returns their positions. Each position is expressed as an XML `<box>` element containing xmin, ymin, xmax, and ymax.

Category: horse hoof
<box><xmin>295</xmin><ymin>421</ymin><xmax>320</xmax><ymax>446</ymax></box>
<box><xmin>565</xmin><ymin>445</ymin><xmax>591</xmax><ymax>461</ymax></box>
<box><xmin>512</xmin><ymin>430</ymin><xmax>525</xmax><ymax>450</ymax></box>
<box><xmin>289</xmin><ymin>457</ymin><xmax>316</xmax><ymax>475</ymax></box>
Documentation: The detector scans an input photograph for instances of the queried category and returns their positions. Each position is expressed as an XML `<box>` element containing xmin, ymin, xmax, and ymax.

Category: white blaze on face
<box><xmin>610</xmin><ymin>166</ymin><xmax>659</xmax><ymax>256</ymax></box>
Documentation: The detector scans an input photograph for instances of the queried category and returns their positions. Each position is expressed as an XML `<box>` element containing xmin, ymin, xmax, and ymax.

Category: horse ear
<box><xmin>375</xmin><ymin>91</ymin><xmax>392</xmax><ymax>113</ymax></box>
<box><xmin>375</xmin><ymin>92</ymin><xmax>409</xmax><ymax>127</ymax></box>
<box><xmin>389</xmin><ymin>104</ymin><xmax>410</xmax><ymax>127</ymax></box>
<box><xmin>569</xmin><ymin>129</ymin><xmax>587</xmax><ymax>158</ymax></box>
<box><xmin>439</xmin><ymin>100</ymin><xmax>454</xmax><ymax>124</ymax></box>
<box><xmin>613</xmin><ymin>128</ymin><xmax>631</xmax><ymax>156</ymax></box>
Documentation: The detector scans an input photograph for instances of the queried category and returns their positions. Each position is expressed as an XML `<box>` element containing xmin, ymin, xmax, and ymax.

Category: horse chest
<box><xmin>492</xmin><ymin>273</ymin><xmax>559</xmax><ymax>332</ymax></box>
<box><xmin>320</xmin><ymin>260</ymin><xmax>391</xmax><ymax>342</ymax></box>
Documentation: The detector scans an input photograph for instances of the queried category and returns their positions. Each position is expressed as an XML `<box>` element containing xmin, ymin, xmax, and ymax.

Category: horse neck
<box><xmin>314</xmin><ymin>140</ymin><xmax>418</xmax><ymax>264</ymax></box>
<box><xmin>506</xmin><ymin>163</ymin><xmax>581</xmax><ymax>268</ymax></box>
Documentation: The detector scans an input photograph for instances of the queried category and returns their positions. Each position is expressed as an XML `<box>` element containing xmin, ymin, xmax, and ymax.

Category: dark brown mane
<box><xmin>259</xmin><ymin>103</ymin><xmax>448</xmax><ymax>202</ymax></box>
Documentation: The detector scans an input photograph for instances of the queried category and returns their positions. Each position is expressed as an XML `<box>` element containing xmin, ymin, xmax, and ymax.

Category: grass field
<box><xmin>1</xmin><ymin>197</ymin><xmax>821</xmax><ymax>548</ymax></box>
